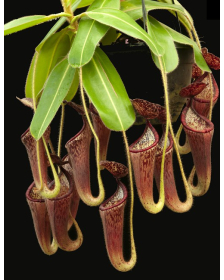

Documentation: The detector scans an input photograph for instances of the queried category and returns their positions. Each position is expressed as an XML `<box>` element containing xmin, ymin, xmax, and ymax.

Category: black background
<box><xmin>207</xmin><ymin>0</ymin><xmax>220</xmax><ymax>20</ymax></box>
<box><xmin>4</xmin><ymin>0</ymin><xmax>220</xmax><ymax>278</ymax></box>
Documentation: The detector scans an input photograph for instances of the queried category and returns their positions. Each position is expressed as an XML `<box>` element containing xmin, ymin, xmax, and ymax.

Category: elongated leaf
<box><xmin>101</xmin><ymin>27</ymin><xmax>118</xmax><ymax>45</ymax></box>
<box><xmin>65</xmin><ymin>70</ymin><xmax>79</xmax><ymax>101</ymax></box>
<box><xmin>68</xmin><ymin>0</ymin><xmax>120</xmax><ymax>67</ymax></box>
<box><xmin>144</xmin><ymin>17</ymin><xmax>164</xmax><ymax>57</ymax></box>
<box><xmin>36</xmin><ymin>26</ymin><xmax>72</xmax><ymax>52</ymax></box>
<box><xmin>36</xmin><ymin>0</ymin><xmax>82</xmax><ymax>49</ymax></box>
<box><xmin>4</xmin><ymin>13</ymin><xmax>70</xmax><ymax>36</ymax></box>
<box><xmin>163</xmin><ymin>24</ymin><xmax>211</xmax><ymax>72</ymax></box>
<box><xmin>67</xmin><ymin>0</ymin><xmax>73</xmax><ymax>7</ymax></box>
<box><xmin>69</xmin><ymin>20</ymin><xmax>109</xmax><ymax>68</ymax></box>
<box><xmin>64</xmin><ymin>29</ymin><xmax>76</xmax><ymax>42</ymax></box>
<box><xmin>30</xmin><ymin>59</ymin><xmax>77</xmax><ymax>140</ymax></box>
<box><xmin>76</xmin><ymin>0</ymin><xmax>94</xmax><ymax>8</ymax></box>
<box><xmin>36</xmin><ymin>21</ymin><xmax>69</xmax><ymax>51</ymax></box>
<box><xmin>25</xmin><ymin>51</ymin><xmax>38</xmax><ymax>98</ymax></box>
<box><xmin>87</xmin><ymin>0</ymin><xmax>119</xmax><ymax>11</ymax></box>
<box><xmin>82</xmin><ymin>47</ymin><xmax>135</xmax><ymax>131</ymax></box>
<box><xmin>86</xmin><ymin>8</ymin><xmax>163</xmax><ymax>56</ymax></box>
<box><xmin>173</xmin><ymin>0</ymin><xmax>193</xmax><ymax>24</ymax></box>
<box><xmin>25</xmin><ymin>29</ymin><xmax>71</xmax><ymax>99</ymax></box>
<box><xmin>148</xmin><ymin>16</ymin><xmax>178</xmax><ymax>73</ymax></box>
<box><xmin>121</xmin><ymin>0</ymin><xmax>185</xmax><ymax>21</ymax></box>
<box><xmin>156</xmin><ymin>0</ymin><xmax>193</xmax><ymax>31</ymax></box>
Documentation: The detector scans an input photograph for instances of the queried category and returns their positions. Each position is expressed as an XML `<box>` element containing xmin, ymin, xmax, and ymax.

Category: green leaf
<box><xmin>25</xmin><ymin>29</ymin><xmax>71</xmax><ymax>99</ymax></box>
<box><xmin>76</xmin><ymin>0</ymin><xmax>94</xmax><ymax>8</ymax></box>
<box><xmin>174</xmin><ymin>0</ymin><xmax>193</xmax><ymax>24</ymax></box>
<box><xmin>68</xmin><ymin>0</ymin><xmax>120</xmax><ymax>68</ymax></box>
<box><xmin>36</xmin><ymin>0</ymin><xmax>82</xmax><ymax>49</ymax></box>
<box><xmin>25</xmin><ymin>51</ymin><xmax>38</xmax><ymax>98</ymax></box>
<box><xmin>156</xmin><ymin>0</ymin><xmax>193</xmax><ymax>32</ymax></box>
<box><xmin>36</xmin><ymin>20</ymin><xmax>69</xmax><ymax>50</ymax></box>
<box><xmin>67</xmin><ymin>0</ymin><xmax>73</xmax><ymax>7</ymax></box>
<box><xmin>87</xmin><ymin>0</ymin><xmax>119</xmax><ymax>11</ymax></box>
<box><xmin>36</xmin><ymin>26</ymin><xmax>72</xmax><ymax>52</ymax></box>
<box><xmin>172</xmin><ymin>0</ymin><xmax>193</xmax><ymax>20</ymax></box>
<box><xmin>148</xmin><ymin>16</ymin><xmax>178</xmax><ymax>73</ymax></box>
<box><xmin>4</xmin><ymin>13</ymin><xmax>70</xmax><ymax>36</ymax></box>
<box><xmin>144</xmin><ymin>17</ymin><xmax>164</xmax><ymax>56</ymax></box>
<box><xmin>86</xmin><ymin>8</ymin><xmax>162</xmax><ymax>56</ymax></box>
<box><xmin>69</xmin><ymin>20</ymin><xmax>109</xmax><ymax>68</ymax></box>
<box><xmin>121</xmin><ymin>0</ymin><xmax>186</xmax><ymax>21</ymax></box>
<box><xmin>65</xmin><ymin>70</ymin><xmax>79</xmax><ymax>101</ymax></box>
<box><xmin>64</xmin><ymin>29</ymin><xmax>76</xmax><ymax>42</ymax></box>
<box><xmin>82</xmin><ymin>47</ymin><xmax>135</xmax><ymax>131</ymax></box>
<box><xmin>30</xmin><ymin>59</ymin><xmax>77</xmax><ymax>140</ymax></box>
<box><xmin>101</xmin><ymin>27</ymin><xmax>118</xmax><ymax>45</ymax></box>
<box><xmin>162</xmin><ymin>23</ymin><xmax>211</xmax><ymax>72</ymax></box>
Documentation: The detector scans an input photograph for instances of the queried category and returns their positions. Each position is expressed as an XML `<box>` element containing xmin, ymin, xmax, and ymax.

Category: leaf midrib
<box><xmin>80</xmin><ymin>20</ymin><xmax>95</xmax><ymax>65</ymax></box>
<box><xmin>87</xmin><ymin>10</ymin><xmax>159</xmax><ymax>56</ymax></box>
<box><xmin>124</xmin><ymin>5</ymin><xmax>183</xmax><ymax>13</ymax></box>
<box><xmin>79</xmin><ymin>0</ymin><xmax>109</xmax><ymax>65</ymax></box>
<box><xmin>91</xmin><ymin>57</ymin><xmax>124</xmax><ymax>130</ymax></box>
<box><xmin>45</xmin><ymin>32</ymin><xmax>67</xmax><ymax>81</ymax></box>
<box><xmin>5</xmin><ymin>13</ymin><xmax>67</xmax><ymax>30</ymax></box>
<box><xmin>35</xmin><ymin>63</ymin><xmax>70</xmax><ymax>139</ymax></box>
<box><xmin>32</xmin><ymin>52</ymin><xmax>39</xmax><ymax>100</ymax></box>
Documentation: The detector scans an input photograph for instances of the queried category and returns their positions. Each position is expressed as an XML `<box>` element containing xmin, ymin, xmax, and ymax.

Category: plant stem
<box><xmin>31</xmin><ymin>52</ymin><xmax>44</xmax><ymax>191</ymax></box>
<box><xmin>70</xmin><ymin>13</ymin><xmax>85</xmax><ymax>25</ymax></box>
<box><xmin>168</xmin><ymin>120</ymin><xmax>190</xmax><ymax>191</ymax></box>
<box><xmin>175</xmin><ymin>124</ymin><xmax>191</xmax><ymax>154</ymax></box>
<box><xmin>57</xmin><ymin>103</ymin><xmax>65</xmax><ymax>173</ymax></box>
<box><xmin>186</xmin><ymin>29</ymin><xmax>194</xmax><ymax>40</ymax></box>
<box><xmin>157</xmin><ymin>57</ymin><xmax>169</xmax><ymax>210</ymax></box>
<box><xmin>69</xmin><ymin>209</ymin><xmax>83</xmax><ymax>245</ymax></box>
<box><xmin>60</xmin><ymin>0</ymin><xmax>78</xmax><ymax>29</ymax></box>
<box><xmin>36</xmin><ymin>140</ymin><xmax>44</xmax><ymax>191</ymax></box>
<box><xmin>79</xmin><ymin>67</ymin><xmax>105</xmax><ymax>205</ymax></box>
<box><xmin>31</xmin><ymin>45</ymin><xmax>60</xmax><ymax>196</ymax></box>
<box><xmin>61</xmin><ymin>0</ymin><xmax>73</xmax><ymax>16</ymax></box>
<box><xmin>158</xmin><ymin>57</ymin><xmax>192</xmax><ymax>205</ymax></box>
<box><xmin>192</xmin><ymin>26</ymin><xmax>202</xmax><ymax>50</ymax></box>
<box><xmin>40</xmin><ymin>137</ymin><xmax>61</xmax><ymax>199</ymax></box>
<box><xmin>49</xmin><ymin>139</ymin><xmax>56</xmax><ymax>155</ymax></box>
<box><xmin>57</xmin><ymin>103</ymin><xmax>65</xmax><ymax>159</ymax></box>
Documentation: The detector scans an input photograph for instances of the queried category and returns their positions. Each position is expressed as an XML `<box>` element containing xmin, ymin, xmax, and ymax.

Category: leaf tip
<box><xmin>30</xmin><ymin>123</ymin><xmax>42</xmax><ymax>141</ymax></box>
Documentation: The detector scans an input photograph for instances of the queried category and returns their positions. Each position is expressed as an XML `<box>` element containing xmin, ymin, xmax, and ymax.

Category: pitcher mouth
<box><xmin>129</xmin><ymin>121</ymin><xmax>159</xmax><ymax>153</ymax></box>
<box><xmin>181</xmin><ymin>106</ymin><xmax>214</xmax><ymax>133</ymax></box>
<box><xmin>155</xmin><ymin>132</ymin><xmax>173</xmax><ymax>156</ymax></box>
<box><xmin>21</xmin><ymin>127</ymin><xmax>30</xmax><ymax>139</ymax></box>
<box><xmin>99</xmin><ymin>180</ymin><xmax>127</xmax><ymax>212</ymax></box>
<box><xmin>193</xmin><ymin>73</ymin><xmax>219</xmax><ymax>103</ymax></box>
<box><xmin>26</xmin><ymin>168</ymin><xmax>74</xmax><ymax>202</ymax></box>
<box><xmin>26</xmin><ymin>182</ymin><xmax>44</xmax><ymax>203</ymax></box>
